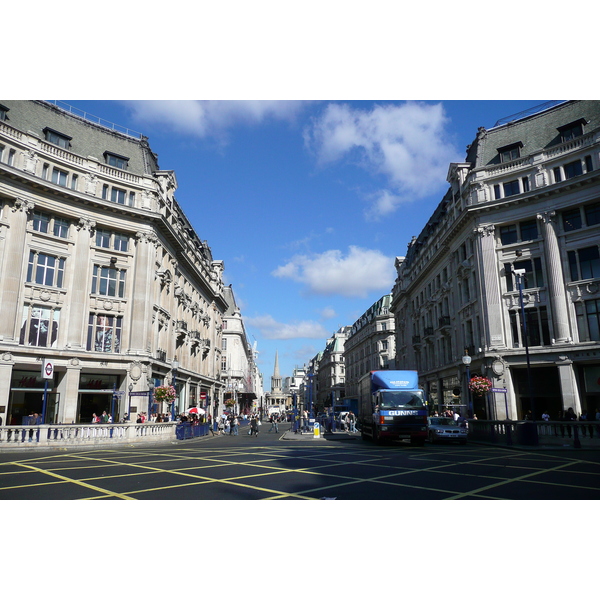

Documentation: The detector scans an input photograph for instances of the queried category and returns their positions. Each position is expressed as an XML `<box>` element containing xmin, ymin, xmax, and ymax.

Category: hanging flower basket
<box><xmin>224</xmin><ymin>398</ymin><xmax>235</xmax><ymax>408</ymax></box>
<box><xmin>469</xmin><ymin>376</ymin><xmax>493</xmax><ymax>396</ymax></box>
<box><xmin>154</xmin><ymin>385</ymin><xmax>176</xmax><ymax>404</ymax></box>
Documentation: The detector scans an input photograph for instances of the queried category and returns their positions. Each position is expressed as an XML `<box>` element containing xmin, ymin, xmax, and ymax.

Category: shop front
<box><xmin>77</xmin><ymin>374</ymin><xmax>121</xmax><ymax>423</ymax></box>
<box><xmin>9</xmin><ymin>369</ymin><xmax>59</xmax><ymax>425</ymax></box>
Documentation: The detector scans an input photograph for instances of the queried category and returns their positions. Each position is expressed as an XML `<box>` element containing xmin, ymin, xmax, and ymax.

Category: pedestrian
<box><xmin>250</xmin><ymin>414</ymin><xmax>259</xmax><ymax>436</ymax></box>
<box><xmin>348</xmin><ymin>411</ymin><xmax>356</xmax><ymax>432</ymax></box>
<box><xmin>579</xmin><ymin>410</ymin><xmax>588</xmax><ymax>437</ymax></box>
<box><xmin>218</xmin><ymin>417</ymin><xmax>224</xmax><ymax>435</ymax></box>
<box><xmin>101</xmin><ymin>410</ymin><xmax>108</xmax><ymax>423</ymax></box>
<box><xmin>542</xmin><ymin>411</ymin><xmax>550</xmax><ymax>421</ymax></box>
<box><xmin>232</xmin><ymin>415</ymin><xmax>239</xmax><ymax>435</ymax></box>
<box><xmin>565</xmin><ymin>407</ymin><xmax>576</xmax><ymax>438</ymax></box>
<box><xmin>268</xmin><ymin>414</ymin><xmax>278</xmax><ymax>433</ymax></box>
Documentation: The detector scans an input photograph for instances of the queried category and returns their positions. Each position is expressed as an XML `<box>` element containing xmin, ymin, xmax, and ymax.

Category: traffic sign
<box><xmin>42</xmin><ymin>359</ymin><xmax>54</xmax><ymax>380</ymax></box>
<box><xmin>492</xmin><ymin>387</ymin><xmax>507</xmax><ymax>393</ymax></box>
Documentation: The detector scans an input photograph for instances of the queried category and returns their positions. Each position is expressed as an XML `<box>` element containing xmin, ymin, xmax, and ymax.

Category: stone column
<box><xmin>66</xmin><ymin>218</ymin><xmax>95</xmax><ymax>349</ymax></box>
<box><xmin>557</xmin><ymin>358</ymin><xmax>581</xmax><ymax>413</ymax></box>
<box><xmin>475</xmin><ymin>224</ymin><xmax>506</xmax><ymax>349</ymax></box>
<box><xmin>0</xmin><ymin>356</ymin><xmax>14</xmax><ymax>422</ymax></box>
<box><xmin>128</xmin><ymin>231</ymin><xmax>157</xmax><ymax>352</ymax></box>
<box><xmin>537</xmin><ymin>211</ymin><xmax>571</xmax><ymax>343</ymax></box>
<box><xmin>57</xmin><ymin>359</ymin><xmax>82</xmax><ymax>424</ymax></box>
<box><xmin>0</xmin><ymin>198</ymin><xmax>34</xmax><ymax>341</ymax></box>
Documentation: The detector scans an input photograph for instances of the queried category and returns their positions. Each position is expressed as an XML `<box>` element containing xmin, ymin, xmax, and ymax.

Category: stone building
<box><xmin>344</xmin><ymin>294</ymin><xmax>395</xmax><ymax>400</ymax></box>
<box><xmin>0</xmin><ymin>100</ymin><xmax>229</xmax><ymax>424</ymax></box>
<box><xmin>265</xmin><ymin>350</ymin><xmax>289</xmax><ymax>414</ymax></box>
<box><xmin>391</xmin><ymin>100</ymin><xmax>600</xmax><ymax>420</ymax></box>
<box><xmin>317</xmin><ymin>326</ymin><xmax>350</xmax><ymax>409</ymax></box>
<box><xmin>221</xmin><ymin>285</ymin><xmax>261</xmax><ymax>416</ymax></box>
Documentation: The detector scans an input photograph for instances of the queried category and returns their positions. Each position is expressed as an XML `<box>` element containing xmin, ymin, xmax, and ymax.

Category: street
<box><xmin>1</xmin><ymin>424</ymin><xmax>599</xmax><ymax>500</ymax></box>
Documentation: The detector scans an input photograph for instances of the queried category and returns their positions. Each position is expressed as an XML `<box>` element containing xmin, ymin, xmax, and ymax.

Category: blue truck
<box><xmin>358</xmin><ymin>370</ymin><xmax>428</xmax><ymax>445</ymax></box>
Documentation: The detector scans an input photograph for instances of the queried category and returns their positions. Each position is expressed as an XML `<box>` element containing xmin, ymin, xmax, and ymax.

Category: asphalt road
<box><xmin>1</xmin><ymin>424</ymin><xmax>599</xmax><ymax>500</ymax></box>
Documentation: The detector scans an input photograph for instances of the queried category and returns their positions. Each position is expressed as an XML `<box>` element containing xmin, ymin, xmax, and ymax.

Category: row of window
<box><xmin>499</xmin><ymin>201</ymin><xmax>600</xmax><ymax>247</ymax></box>
<box><xmin>2</xmin><ymin>140</ymin><xmax>136</xmax><ymax>207</ymax></box>
<box><xmin>32</xmin><ymin>210</ymin><xmax>130</xmax><ymax>252</ymax></box>
<box><xmin>39</xmin><ymin>161</ymin><xmax>136</xmax><ymax>206</ymax></box>
<box><xmin>19</xmin><ymin>305</ymin><xmax>122</xmax><ymax>353</ymax></box>
<box><xmin>493</xmin><ymin>155</ymin><xmax>594</xmax><ymax>201</ymax></box>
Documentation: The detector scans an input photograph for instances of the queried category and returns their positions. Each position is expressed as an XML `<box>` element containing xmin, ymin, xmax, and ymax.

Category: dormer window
<box><xmin>43</xmin><ymin>127</ymin><xmax>71</xmax><ymax>149</ymax></box>
<box><xmin>557</xmin><ymin>118</ymin><xmax>586</xmax><ymax>143</ymax></box>
<box><xmin>0</xmin><ymin>103</ymin><xmax>9</xmax><ymax>121</ymax></box>
<box><xmin>104</xmin><ymin>151</ymin><xmax>129</xmax><ymax>170</ymax></box>
<box><xmin>497</xmin><ymin>142</ymin><xmax>523</xmax><ymax>163</ymax></box>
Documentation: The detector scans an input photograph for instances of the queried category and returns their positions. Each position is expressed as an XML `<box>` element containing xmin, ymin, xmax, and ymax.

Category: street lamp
<box><xmin>514</xmin><ymin>268</ymin><xmax>537</xmax><ymax>442</ymax></box>
<box><xmin>462</xmin><ymin>350</ymin><xmax>472</xmax><ymax>418</ymax></box>
<box><xmin>171</xmin><ymin>359</ymin><xmax>179</xmax><ymax>422</ymax></box>
<box><xmin>147</xmin><ymin>378</ymin><xmax>155</xmax><ymax>421</ymax></box>
<box><xmin>128</xmin><ymin>382</ymin><xmax>133</xmax><ymax>420</ymax></box>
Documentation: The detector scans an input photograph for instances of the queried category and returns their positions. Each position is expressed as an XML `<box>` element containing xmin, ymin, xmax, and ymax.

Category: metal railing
<box><xmin>468</xmin><ymin>419</ymin><xmax>600</xmax><ymax>448</ymax></box>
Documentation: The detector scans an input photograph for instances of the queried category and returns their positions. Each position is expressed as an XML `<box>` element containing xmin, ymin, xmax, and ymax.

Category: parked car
<box><xmin>427</xmin><ymin>417</ymin><xmax>468</xmax><ymax>444</ymax></box>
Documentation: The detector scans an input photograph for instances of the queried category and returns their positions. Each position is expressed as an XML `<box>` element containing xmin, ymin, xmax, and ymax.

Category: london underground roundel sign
<box><xmin>42</xmin><ymin>359</ymin><xmax>54</xmax><ymax>379</ymax></box>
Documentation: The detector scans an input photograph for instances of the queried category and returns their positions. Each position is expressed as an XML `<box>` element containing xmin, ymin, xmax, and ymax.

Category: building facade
<box><xmin>316</xmin><ymin>326</ymin><xmax>350</xmax><ymax>409</ymax></box>
<box><xmin>344</xmin><ymin>294</ymin><xmax>395</xmax><ymax>400</ymax></box>
<box><xmin>0</xmin><ymin>100</ymin><xmax>230</xmax><ymax>424</ymax></box>
<box><xmin>221</xmin><ymin>285</ymin><xmax>261</xmax><ymax>416</ymax></box>
<box><xmin>390</xmin><ymin>100</ymin><xmax>600</xmax><ymax>420</ymax></box>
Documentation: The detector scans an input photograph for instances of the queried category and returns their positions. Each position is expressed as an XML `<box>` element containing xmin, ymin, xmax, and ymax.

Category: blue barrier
<box><xmin>176</xmin><ymin>422</ymin><xmax>210</xmax><ymax>440</ymax></box>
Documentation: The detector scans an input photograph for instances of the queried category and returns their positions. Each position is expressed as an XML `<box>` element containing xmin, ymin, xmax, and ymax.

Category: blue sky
<box><xmin>54</xmin><ymin>99</ymin><xmax>557</xmax><ymax>382</ymax></box>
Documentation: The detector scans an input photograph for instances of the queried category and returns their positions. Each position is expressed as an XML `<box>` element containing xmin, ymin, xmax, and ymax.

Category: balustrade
<box><xmin>0</xmin><ymin>422</ymin><xmax>177</xmax><ymax>448</ymax></box>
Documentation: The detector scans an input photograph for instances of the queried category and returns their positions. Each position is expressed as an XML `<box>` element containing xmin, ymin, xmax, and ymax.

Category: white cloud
<box><xmin>304</xmin><ymin>101</ymin><xmax>459</xmax><ymax>219</ymax></box>
<box><xmin>125</xmin><ymin>100</ymin><xmax>307</xmax><ymax>139</ymax></box>
<box><xmin>319</xmin><ymin>306</ymin><xmax>337</xmax><ymax>320</ymax></box>
<box><xmin>272</xmin><ymin>246</ymin><xmax>395</xmax><ymax>298</ymax></box>
<box><xmin>245</xmin><ymin>315</ymin><xmax>329</xmax><ymax>340</ymax></box>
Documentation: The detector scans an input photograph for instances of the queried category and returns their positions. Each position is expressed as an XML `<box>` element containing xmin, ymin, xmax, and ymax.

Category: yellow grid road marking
<box><xmin>12</xmin><ymin>462</ymin><xmax>137</xmax><ymax>499</ymax></box>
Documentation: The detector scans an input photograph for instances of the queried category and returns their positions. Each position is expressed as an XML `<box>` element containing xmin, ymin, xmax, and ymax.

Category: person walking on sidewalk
<box><xmin>250</xmin><ymin>414</ymin><xmax>260</xmax><ymax>437</ymax></box>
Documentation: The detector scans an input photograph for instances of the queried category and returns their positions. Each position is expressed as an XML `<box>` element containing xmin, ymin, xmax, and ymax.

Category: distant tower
<box><xmin>271</xmin><ymin>350</ymin><xmax>282</xmax><ymax>393</ymax></box>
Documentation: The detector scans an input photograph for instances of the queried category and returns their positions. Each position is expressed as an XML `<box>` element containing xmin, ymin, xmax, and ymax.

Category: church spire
<box><xmin>271</xmin><ymin>350</ymin><xmax>282</xmax><ymax>393</ymax></box>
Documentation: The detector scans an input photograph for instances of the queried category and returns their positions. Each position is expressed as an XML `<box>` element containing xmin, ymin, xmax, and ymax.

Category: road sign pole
<box><xmin>42</xmin><ymin>379</ymin><xmax>48</xmax><ymax>424</ymax></box>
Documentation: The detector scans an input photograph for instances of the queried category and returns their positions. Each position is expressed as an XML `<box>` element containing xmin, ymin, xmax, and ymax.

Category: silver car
<box><xmin>427</xmin><ymin>417</ymin><xmax>468</xmax><ymax>444</ymax></box>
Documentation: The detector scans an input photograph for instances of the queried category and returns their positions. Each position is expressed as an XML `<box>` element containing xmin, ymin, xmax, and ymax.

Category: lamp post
<box><xmin>171</xmin><ymin>359</ymin><xmax>179</xmax><ymax>422</ymax></box>
<box><xmin>128</xmin><ymin>382</ymin><xmax>133</xmax><ymax>420</ymax></box>
<box><xmin>147</xmin><ymin>378</ymin><xmax>154</xmax><ymax>421</ymax></box>
<box><xmin>462</xmin><ymin>351</ymin><xmax>472</xmax><ymax>418</ymax></box>
<box><xmin>514</xmin><ymin>269</ymin><xmax>536</xmax><ymax>419</ymax></box>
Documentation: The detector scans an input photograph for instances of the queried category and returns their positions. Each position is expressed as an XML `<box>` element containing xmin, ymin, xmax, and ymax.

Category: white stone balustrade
<box><xmin>0</xmin><ymin>422</ymin><xmax>177</xmax><ymax>449</ymax></box>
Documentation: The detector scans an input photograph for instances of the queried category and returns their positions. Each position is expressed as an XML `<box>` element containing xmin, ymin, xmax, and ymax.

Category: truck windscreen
<box><xmin>379</xmin><ymin>391</ymin><xmax>425</xmax><ymax>409</ymax></box>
